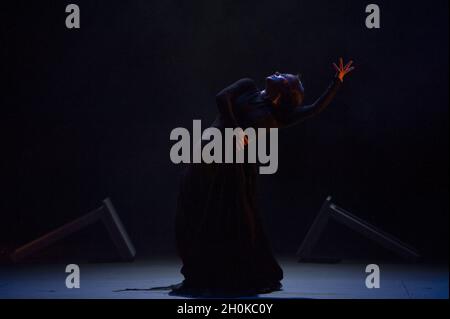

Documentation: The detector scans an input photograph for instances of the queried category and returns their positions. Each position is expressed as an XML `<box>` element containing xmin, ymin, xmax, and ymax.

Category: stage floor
<box><xmin>0</xmin><ymin>257</ymin><xmax>447</xmax><ymax>299</ymax></box>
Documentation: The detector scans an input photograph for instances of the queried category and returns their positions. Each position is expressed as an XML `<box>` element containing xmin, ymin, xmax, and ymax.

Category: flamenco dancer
<box><xmin>172</xmin><ymin>58</ymin><xmax>355</xmax><ymax>297</ymax></box>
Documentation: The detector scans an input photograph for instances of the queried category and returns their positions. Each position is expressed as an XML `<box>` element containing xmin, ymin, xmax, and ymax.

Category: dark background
<box><xmin>1</xmin><ymin>0</ymin><xmax>448</xmax><ymax>261</ymax></box>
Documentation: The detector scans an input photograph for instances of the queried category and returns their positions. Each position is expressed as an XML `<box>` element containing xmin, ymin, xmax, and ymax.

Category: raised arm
<box><xmin>276</xmin><ymin>58</ymin><xmax>354</xmax><ymax>128</ymax></box>
<box><xmin>215</xmin><ymin>78</ymin><xmax>257</xmax><ymax>128</ymax></box>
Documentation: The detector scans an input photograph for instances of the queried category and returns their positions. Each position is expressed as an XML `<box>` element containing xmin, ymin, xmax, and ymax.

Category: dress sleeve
<box><xmin>275</xmin><ymin>77</ymin><xmax>342</xmax><ymax>128</ymax></box>
<box><xmin>215</xmin><ymin>78</ymin><xmax>258</xmax><ymax>127</ymax></box>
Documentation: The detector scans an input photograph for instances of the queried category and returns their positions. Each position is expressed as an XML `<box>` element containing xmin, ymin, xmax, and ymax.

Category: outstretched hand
<box><xmin>333</xmin><ymin>58</ymin><xmax>355</xmax><ymax>82</ymax></box>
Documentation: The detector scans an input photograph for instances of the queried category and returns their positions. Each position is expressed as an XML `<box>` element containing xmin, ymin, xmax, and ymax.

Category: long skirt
<box><xmin>173</xmin><ymin>159</ymin><xmax>283</xmax><ymax>296</ymax></box>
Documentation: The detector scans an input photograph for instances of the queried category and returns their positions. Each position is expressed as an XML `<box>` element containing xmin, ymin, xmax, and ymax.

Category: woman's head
<box><xmin>264</xmin><ymin>72</ymin><xmax>304</xmax><ymax>107</ymax></box>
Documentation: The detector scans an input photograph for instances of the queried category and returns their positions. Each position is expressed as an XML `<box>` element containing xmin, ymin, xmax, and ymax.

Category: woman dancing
<box><xmin>172</xmin><ymin>58</ymin><xmax>355</xmax><ymax>297</ymax></box>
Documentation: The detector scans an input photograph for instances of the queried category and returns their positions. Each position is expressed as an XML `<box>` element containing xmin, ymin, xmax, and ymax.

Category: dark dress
<box><xmin>173</xmin><ymin>77</ymin><xmax>341</xmax><ymax>297</ymax></box>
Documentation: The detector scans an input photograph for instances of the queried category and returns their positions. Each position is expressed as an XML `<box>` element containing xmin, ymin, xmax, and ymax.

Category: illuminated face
<box><xmin>265</xmin><ymin>72</ymin><xmax>304</xmax><ymax>106</ymax></box>
<box><xmin>267</xmin><ymin>71</ymin><xmax>286</xmax><ymax>81</ymax></box>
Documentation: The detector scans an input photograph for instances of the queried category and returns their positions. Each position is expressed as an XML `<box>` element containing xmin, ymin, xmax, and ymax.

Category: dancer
<box><xmin>173</xmin><ymin>58</ymin><xmax>354</xmax><ymax>297</ymax></box>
